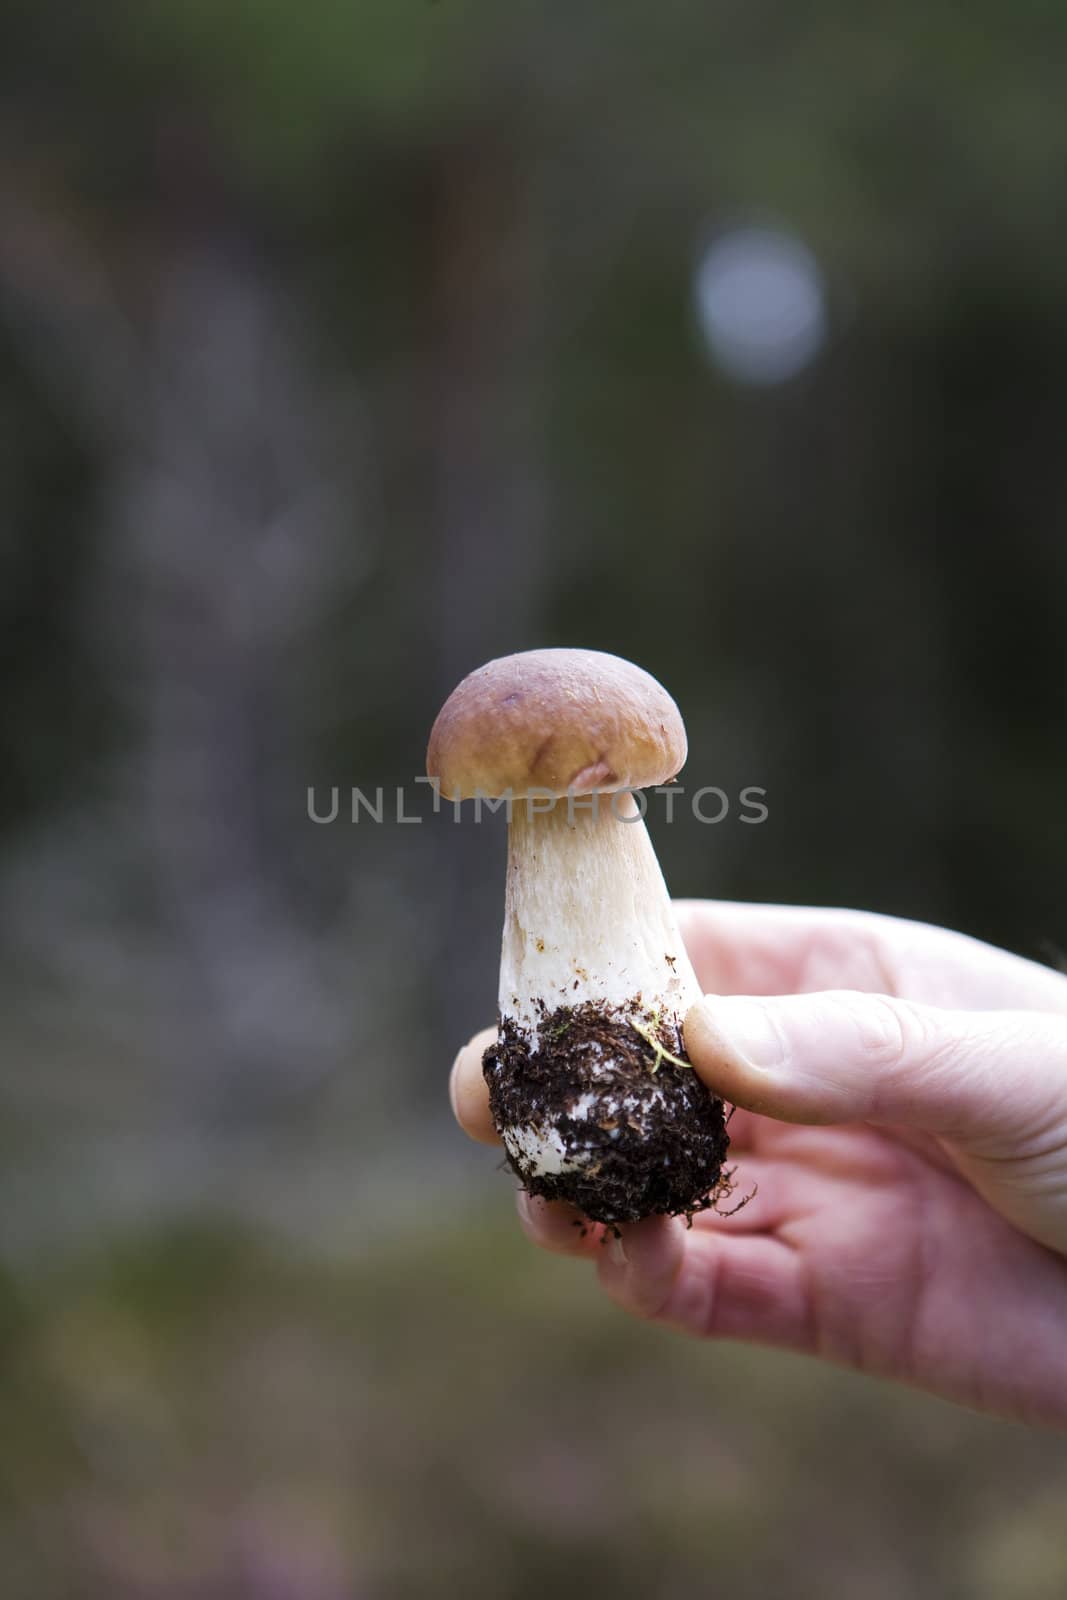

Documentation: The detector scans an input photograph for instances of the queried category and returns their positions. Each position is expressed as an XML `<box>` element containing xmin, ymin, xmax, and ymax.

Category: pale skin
<box><xmin>450</xmin><ymin>903</ymin><xmax>1067</xmax><ymax>1427</ymax></box>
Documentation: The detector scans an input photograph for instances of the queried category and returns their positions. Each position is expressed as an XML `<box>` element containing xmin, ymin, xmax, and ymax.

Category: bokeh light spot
<box><xmin>694</xmin><ymin>225</ymin><xmax>828</xmax><ymax>385</ymax></box>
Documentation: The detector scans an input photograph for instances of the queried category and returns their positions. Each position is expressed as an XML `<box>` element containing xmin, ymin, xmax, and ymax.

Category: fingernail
<box><xmin>605</xmin><ymin>1233</ymin><xmax>627</xmax><ymax>1268</ymax></box>
<box><xmin>702</xmin><ymin>996</ymin><xmax>786</xmax><ymax>1069</ymax></box>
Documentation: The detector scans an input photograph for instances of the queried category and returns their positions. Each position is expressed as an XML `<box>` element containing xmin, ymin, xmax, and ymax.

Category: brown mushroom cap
<box><xmin>427</xmin><ymin>648</ymin><xmax>687</xmax><ymax>800</ymax></box>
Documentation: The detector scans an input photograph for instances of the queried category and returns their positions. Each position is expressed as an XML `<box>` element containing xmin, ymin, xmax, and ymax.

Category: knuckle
<box><xmin>840</xmin><ymin>992</ymin><xmax>929</xmax><ymax>1070</ymax></box>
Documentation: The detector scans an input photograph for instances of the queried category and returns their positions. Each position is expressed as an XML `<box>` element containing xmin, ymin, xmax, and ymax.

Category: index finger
<box><xmin>673</xmin><ymin>901</ymin><xmax>1067</xmax><ymax>1015</ymax></box>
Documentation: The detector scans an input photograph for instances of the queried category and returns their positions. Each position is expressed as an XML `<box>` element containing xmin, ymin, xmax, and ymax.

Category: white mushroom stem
<box><xmin>498</xmin><ymin>791</ymin><xmax>701</xmax><ymax>1043</ymax></box>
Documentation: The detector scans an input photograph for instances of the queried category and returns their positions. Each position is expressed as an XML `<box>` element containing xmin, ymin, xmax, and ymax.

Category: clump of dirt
<box><xmin>483</xmin><ymin>1001</ymin><xmax>729</xmax><ymax>1225</ymax></box>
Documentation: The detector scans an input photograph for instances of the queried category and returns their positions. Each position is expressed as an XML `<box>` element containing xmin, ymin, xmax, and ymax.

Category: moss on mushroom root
<box><xmin>483</xmin><ymin>1001</ymin><xmax>730</xmax><ymax>1225</ymax></box>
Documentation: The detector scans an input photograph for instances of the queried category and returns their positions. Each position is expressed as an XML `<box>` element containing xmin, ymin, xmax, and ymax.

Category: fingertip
<box><xmin>683</xmin><ymin>998</ymin><xmax>782</xmax><ymax>1117</ymax></box>
<box><xmin>516</xmin><ymin>1191</ymin><xmax>602</xmax><ymax>1255</ymax></box>
<box><xmin>468</xmin><ymin>1024</ymin><xmax>500</xmax><ymax>1056</ymax></box>
<box><xmin>595</xmin><ymin>1214</ymin><xmax>685</xmax><ymax>1319</ymax></box>
<box><xmin>685</xmin><ymin>998</ymin><xmax>752</xmax><ymax>1093</ymax></box>
<box><xmin>682</xmin><ymin>996</ymin><xmax>715</xmax><ymax>1065</ymax></box>
<box><xmin>449</xmin><ymin>1026</ymin><xmax>500</xmax><ymax>1145</ymax></box>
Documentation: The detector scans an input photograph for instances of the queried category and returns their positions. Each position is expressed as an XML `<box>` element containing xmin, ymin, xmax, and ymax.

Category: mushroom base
<box><xmin>483</xmin><ymin>1003</ymin><xmax>730</xmax><ymax>1225</ymax></box>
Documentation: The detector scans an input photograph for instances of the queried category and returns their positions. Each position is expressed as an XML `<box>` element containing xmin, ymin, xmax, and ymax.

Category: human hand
<box><xmin>450</xmin><ymin>903</ymin><xmax>1067</xmax><ymax>1426</ymax></box>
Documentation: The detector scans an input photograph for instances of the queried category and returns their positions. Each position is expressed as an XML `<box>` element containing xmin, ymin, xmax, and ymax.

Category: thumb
<box><xmin>684</xmin><ymin>990</ymin><xmax>1067</xmax><ymax>1159</ymax></box>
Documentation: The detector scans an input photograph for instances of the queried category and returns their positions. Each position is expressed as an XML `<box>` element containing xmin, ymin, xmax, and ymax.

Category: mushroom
<box><xmin>427</xmin><ymin>648</ymin><xmax>728</xmax><ymax>1224</ymax></box>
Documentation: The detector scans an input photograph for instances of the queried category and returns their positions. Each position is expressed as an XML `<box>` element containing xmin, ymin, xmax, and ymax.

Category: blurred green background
<box><xmin>1</xmin><ymin>2</ymin><xmax>1066</xmax><ymax>1594</ymax></box>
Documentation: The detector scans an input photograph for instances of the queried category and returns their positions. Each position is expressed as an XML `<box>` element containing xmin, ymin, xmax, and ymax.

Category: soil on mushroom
<box><xmin>483</xmin><ymin>1001</ymin><xmax>730</xmax><ymax>1225</ymax></box>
